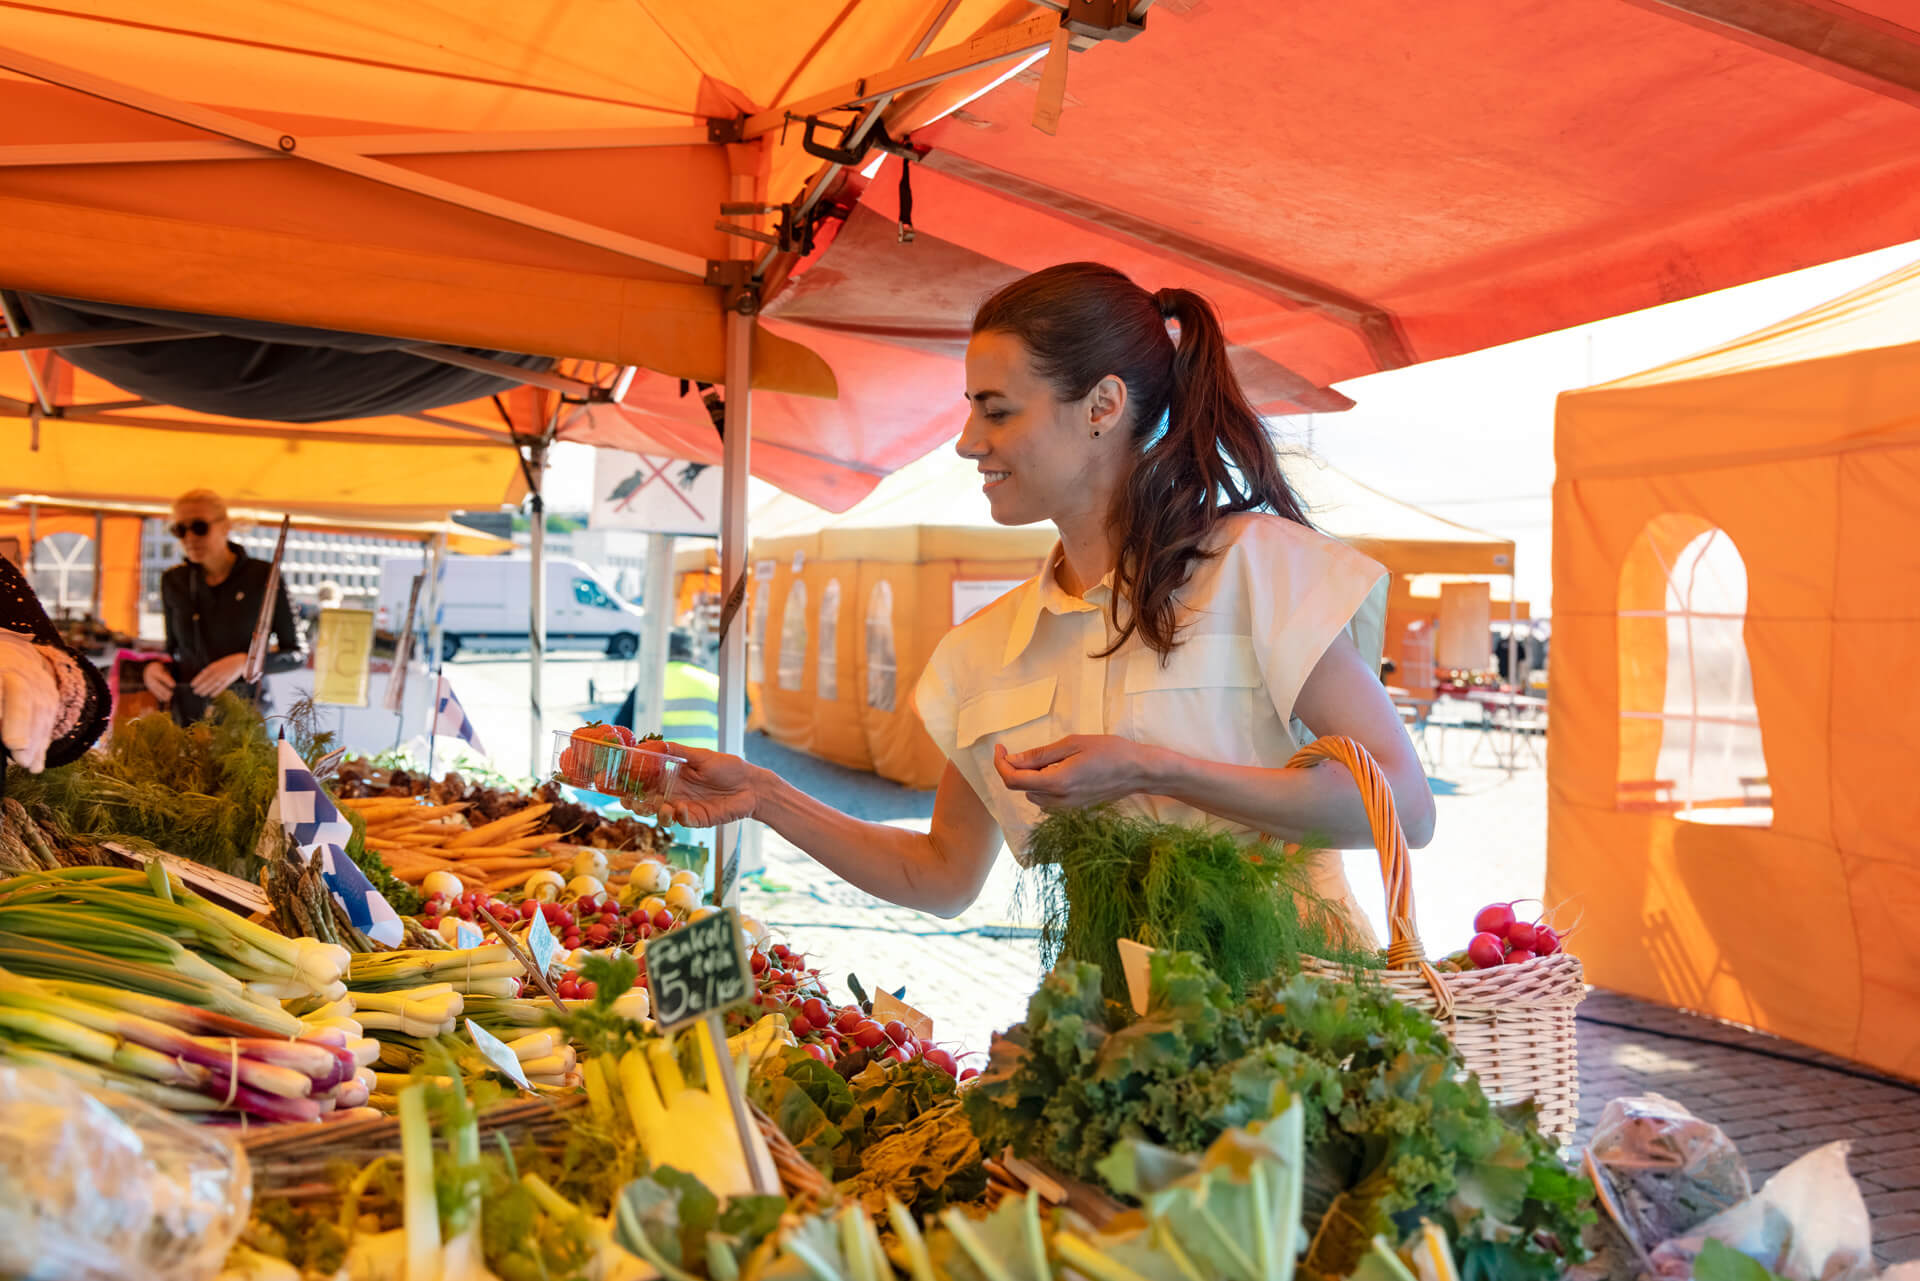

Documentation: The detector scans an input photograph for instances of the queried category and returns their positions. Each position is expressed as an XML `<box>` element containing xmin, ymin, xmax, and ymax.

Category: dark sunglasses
<box><xmin>170</xmin><ymin>519</ymin><xmax>214</xmax><ymax>539</ymax></box>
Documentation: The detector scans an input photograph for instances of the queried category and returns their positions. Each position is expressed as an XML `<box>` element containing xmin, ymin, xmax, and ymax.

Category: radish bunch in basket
<box><xmin>1453</xmin><ymin>900</ymin><xmax>1567</xmax><ymax>971</ymax></box>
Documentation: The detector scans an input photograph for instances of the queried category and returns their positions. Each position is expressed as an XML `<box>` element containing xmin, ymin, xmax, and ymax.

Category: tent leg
<box><xmin>528</xmin><ymin>439</ymin><xmax>549</xmax><ymax>780</ymax></box>
<box><xmin>23</xmin><ymin>503</ymin><xmax>34</xmax><ymax>581</ymax></box>
<box><xmin>641</xmin><ymin>532</ymin><xmax>675</xmax><ymax>729</ymax></box>
<box><xmin>715</xmin><ymin>308</ymin><xmax>754</xmax><ymax>906</ymax></box>
<box><xmin>1505</xmin><ymin>577</ymin><xmax>1518</xmax><ymax>777</ymax></box>
<box><xmin>91</xmin><ymin>511</ymin><xmax>104</xmax><ymax>621</ymax></box>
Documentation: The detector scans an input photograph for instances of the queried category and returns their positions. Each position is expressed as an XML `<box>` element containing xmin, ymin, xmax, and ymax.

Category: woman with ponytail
<box><xmin>647</xmin><ymin>264</ymin><xmax>1433</xmax><ymax>938</ymax></box>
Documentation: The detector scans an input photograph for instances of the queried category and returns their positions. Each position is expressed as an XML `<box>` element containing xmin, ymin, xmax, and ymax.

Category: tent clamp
<box><xmin>708</xmin><ymin>117</ymin><xmax>746</xmax><ymax>144</ymax></box>
<box><xmin>1038</xmin><ymin>0</ymin><xmax>1149</xmax><ymax>48</ymax></box>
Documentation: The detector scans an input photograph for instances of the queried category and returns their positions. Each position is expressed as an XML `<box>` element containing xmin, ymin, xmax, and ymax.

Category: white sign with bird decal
<box><xmin>589</xmin><ymin>449</ymin><xmax>723</xmax><ymax>536</ymax></box>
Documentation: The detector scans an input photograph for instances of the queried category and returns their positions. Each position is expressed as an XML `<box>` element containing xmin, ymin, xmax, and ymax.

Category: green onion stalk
<box><xmin>0</xmin><ymin>931</ymin><xmax>306</xmax><ymax>1035</ymax></box>
<box><xmin>0</xmin><ymin>866</ymin><xmax>350</xmax><ymax>997</ymax></box>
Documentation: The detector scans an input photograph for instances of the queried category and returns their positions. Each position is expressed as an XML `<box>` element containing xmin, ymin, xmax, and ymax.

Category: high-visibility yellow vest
<box><xmin>661</xmin><ymin>661</ymin><xmax>719</xmax><ymax>751</ymax></box>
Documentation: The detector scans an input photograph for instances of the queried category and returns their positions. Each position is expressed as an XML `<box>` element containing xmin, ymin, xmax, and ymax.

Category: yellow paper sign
<box><xmin>313</xmin><ymin>608</ymin><xmax>375</xmax><ymax>706</ymax></box>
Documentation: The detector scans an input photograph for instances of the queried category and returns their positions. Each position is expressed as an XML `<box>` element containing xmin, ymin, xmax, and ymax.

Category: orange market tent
<box><xmin>742</xmin><ymin>446</ymin><xmax>1513</xmax><ymax>787</ymax></box>
<box><xmin>746</xmin><ymin>446</ymin><xmax>1057</xmax><ymax>786</ymax></box>
<box><xmin>1547</xmin><ymin>257</ymin><xmax>1920</xmax><ymax>1083</ymax></box>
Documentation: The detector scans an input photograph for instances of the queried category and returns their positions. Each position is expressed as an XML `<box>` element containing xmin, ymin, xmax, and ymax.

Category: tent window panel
<box><xmin>865</xmin><ymin>581</ymin><xmax>897</xmax><ymax>712</ymax></box>
<box><xmin>818</xmin><ymin>579</ymin><xmax>841</xmax><ymax>701</ymax></box>
<box><xmin>747</xmin><ymin>577</ymin><xmax>772</xmax><ymax>685</ymax></box>
<box><xmin>1616</xmin><ymin>523</ymin><xmax>1771</xmax><ymax>826</ymax></box>
<box><xmin>777</xmin><ymin>581</ymin><xmax>808</xmax><ymax>692</ymax></box>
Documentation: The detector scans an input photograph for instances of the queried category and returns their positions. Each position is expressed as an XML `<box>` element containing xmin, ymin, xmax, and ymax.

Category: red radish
<box><xmin>1506</xmin><ymin>921</ymin><xmax>1539</xmax><ymax>951</ymax></box>
<box><xmin>1467</xmin><ymin>932</ymin><xmax>1506</xmax><ymax>970</ymax></box>
<box><xmin>959</xmin><ymin>1068</ymin><xmax>980</xmax><ymax>1082</ymax></box>
<box><xmin>577</xmin><ymin>980</ymin><xmax>597</xmax><ymax>999</ymax></box>
<box><xmin>771</xmin><ymin>943</ymin><xmax>790</xmax><ymax>961</ymax></box>
<box><xmin>852</xmin><ymin>1021</ymin><xmax>886</xmax><ymax>1049</ymax></box>
<box><xmin>1505</xmin><ymin>949</ymin><xmax>1536</xmax><ymax>966</ymax></box>
<box><xmin>1533</xmin><ymin>925</ymin><xmax>1561</xmax><ymax>956</ymax></box>
<box><xmin>805</xmin><ymin>1043</ymin><xmax>833</xmax><ymax>1065</ymax></box>
<box><xmin>922</xmin><ymin>1047</ymin><xmax>958</xmax><ymax>1076</ymax></box>
<box><xmin>786</xmin><ymin>954</ymin><xmax>806</xmax><ymax>971</ymax></box>
<box><xmin>883</xmin><ymin>1019</ymin><xmax>909</xmax><ymax>1045</ymax></box>
<box><xmin>750</xmin><ymin>951</ymin><xmax>769</xmax><ymax>975</ymax></box>
<box><xmin>835</xmin><ymin>1008</ymin><xmax>864</xmax><ymax>1034</ymax></box>
<box><xmin>1473</xmin><ymin>903</ymin><xmax>1517</xmax><ymax>937</ymax></box>
<box><xmin>801</xmin><ymin>998</ymin><xmax>830</xmax><ymax>1027</ymax></box>
<box><xmin>886</xmin><ymin>1045</ymin><xmax>915</xmax><ymax>1064</ymax></box>
<box><xmin>653</xmin><ymin>910</ymin><xmax>675</xmax><ymax>931</ymax></box>
<box><xmin>790</xmin><ymin>1015</ymin><xmax>813</xmax><ymax>1037</ymax></box>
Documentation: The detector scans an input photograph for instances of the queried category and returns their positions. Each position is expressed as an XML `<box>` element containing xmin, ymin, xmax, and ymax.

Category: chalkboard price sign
<box><xmin>645</xmin><ymin>908</ymin><xmax>751</xmax><ymax>1032</ymax></box>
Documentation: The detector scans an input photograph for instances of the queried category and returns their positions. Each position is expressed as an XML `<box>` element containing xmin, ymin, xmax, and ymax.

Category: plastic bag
<box><xmin>1586</xmin><ymin>1093</ymin><xmax>1753</xmax><ymax>1259</ymax></box>
<box><xmin>1650</xmin><ymin>1141</ymin><xmax>1874</xmax><ymax>1281</ymax></box>
<box><xmin>0</xmin><ymin>1066</ymin><xmax>252</xmax><ymax>1281</ymax></box>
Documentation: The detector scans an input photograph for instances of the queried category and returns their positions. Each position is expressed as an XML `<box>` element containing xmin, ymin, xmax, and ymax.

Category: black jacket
<box><xmin>158</xmin><ymin>543</ymin><xmax>305</xmax><ymax>723</ymax></box>
<box><xmin>1</xmin><ymin>555</ymin><xmax>109</xmax><ymax>768</ymax></box>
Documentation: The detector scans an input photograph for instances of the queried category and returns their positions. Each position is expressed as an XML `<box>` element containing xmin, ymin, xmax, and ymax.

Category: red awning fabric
<box><xmin>564</xmin><ymin>0</ymin><xmax>1920</xmax><ymax>510</ymax></box>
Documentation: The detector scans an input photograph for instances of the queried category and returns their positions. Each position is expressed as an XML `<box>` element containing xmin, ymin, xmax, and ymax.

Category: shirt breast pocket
<box><xmin>1125</xmin><ymin>633</ymin><xmax>1263</xmax><ymax>764</ymax></box>
<box><xmin>955</xmin><ymin>676</ymin><xmax>1059</xmax><ymax>827</ymax></box>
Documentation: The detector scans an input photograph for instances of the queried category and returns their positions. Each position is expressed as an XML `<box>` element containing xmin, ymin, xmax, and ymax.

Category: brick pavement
<box><xmin>737</xmin><ymin>728</ymin><xmax>1920</xmax><ymax>1264</ymax></box>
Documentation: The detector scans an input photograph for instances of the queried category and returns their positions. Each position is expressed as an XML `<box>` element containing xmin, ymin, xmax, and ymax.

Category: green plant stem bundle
<box><xmin>1022</xmin><ymin>806</ymin><xmax>1380</xmax><ymax>1001</ymax></box>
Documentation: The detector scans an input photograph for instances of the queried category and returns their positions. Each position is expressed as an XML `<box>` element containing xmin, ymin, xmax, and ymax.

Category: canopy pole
<box><xmin>715</xmin><ymin>307</ymin><xmax>754</xmax><ymax>906</ymax></box>
<box><xmin>1505</xmin><ymin>575</ymin><xmax>1518</xmax><ymax>778</ymax></box>
<box><xmin>91</xmin><ymin>510</ymin><xmax>103</xmax><ymax>621</ymax></box>
<box><xmin>641</xmin><ymin>532</ymin><xmax>675</xmax><ymax>728</ymax></box>
<box><xmin>528</xmin><ymin>438</ymin><xmax>549</xmax><ymax>780</ymax></box>
<box><xmin>23</xmin><ymin>502</ymin><xmax>34</xmax><ymax>580</ymax></box>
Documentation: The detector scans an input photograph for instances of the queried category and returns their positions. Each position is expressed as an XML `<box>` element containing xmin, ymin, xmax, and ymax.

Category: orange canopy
<box><xmin>1548</xmin><ymin>257</ymin><xmax>1920</xmax><ymax>1082</ymax></box>
<box><xmin>4</xmin><ymin>2</ymin><xmax>1920</xmax><ymax>512</ymax></box>
<box><xmin>561</xmin><ymin>0</ymin><xmax>1920</xmax><ymax>507</ymax></box>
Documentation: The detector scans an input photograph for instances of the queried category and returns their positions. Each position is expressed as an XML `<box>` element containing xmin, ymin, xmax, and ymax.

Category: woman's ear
<box><xmin>1088</xmin><ymin>375</ymin><xmax>1129</xmax><ymax>437</ymax></box>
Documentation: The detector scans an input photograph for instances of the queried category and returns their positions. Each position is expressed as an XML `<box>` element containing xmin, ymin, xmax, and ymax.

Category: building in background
<box><xmin>139</xmin><ymin>520</ymin><xmax>418</xmax><ymax>618</ymax></box>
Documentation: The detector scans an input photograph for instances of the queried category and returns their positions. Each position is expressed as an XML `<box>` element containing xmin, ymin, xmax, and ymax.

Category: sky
<box><xmin>543</xmin><ymin>237</ymin><xmax>1920</xmax><ymax>617</ymax></box>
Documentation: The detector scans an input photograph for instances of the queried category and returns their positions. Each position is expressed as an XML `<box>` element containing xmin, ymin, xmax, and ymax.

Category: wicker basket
<box><xmin>1293</xmin><ymin>736</ymin><xmax>1585</xmax><ymax>1142</ymax></box>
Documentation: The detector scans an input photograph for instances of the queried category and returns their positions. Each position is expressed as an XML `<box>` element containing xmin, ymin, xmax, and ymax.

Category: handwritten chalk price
<box><xmin>644</xmin><ymin>908</ymin><xmax>751</xmax><ymax>1032</ymax></box>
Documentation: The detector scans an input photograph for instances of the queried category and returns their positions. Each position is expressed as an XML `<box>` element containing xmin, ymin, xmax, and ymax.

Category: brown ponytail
<box><xmin>972</xmin><ymin>263</ymin><xmax>1308</xmax><ymax>658</ymax></box>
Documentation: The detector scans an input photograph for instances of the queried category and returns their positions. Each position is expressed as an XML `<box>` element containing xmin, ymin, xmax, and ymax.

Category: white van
<box><xmin>377</xmin><ymin>555</ymin><xmax>646</xmax><ymax>661</ymax></box>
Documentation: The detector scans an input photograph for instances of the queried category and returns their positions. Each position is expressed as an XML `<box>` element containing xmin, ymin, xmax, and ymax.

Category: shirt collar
<box><xmin>1001</xmin><ymin>541</ymin><xmax>1113</xmax><ymax>667</ymax></box>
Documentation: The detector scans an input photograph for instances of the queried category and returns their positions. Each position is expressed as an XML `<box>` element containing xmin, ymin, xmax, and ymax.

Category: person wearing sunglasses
<box><xmin>142</xmin><ymin>489</ymin><xmax>306</xmax><ymax>724</ymax></box>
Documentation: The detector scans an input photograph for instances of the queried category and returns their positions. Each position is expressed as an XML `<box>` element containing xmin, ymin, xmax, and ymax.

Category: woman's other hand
<box><xmin>190</xmin><ymin>652</ymin><xmax>251</xmax><ymax>698</ymax></box>
<box><xmin>993</xmin><ymin>735</ymin><xmax>1166</xmax><ymax>811</ymax></box>
<box><xmin>0</xmin><ymin>632</ymin><xmax>59</xmax><ymax>772</ymax></box>
<box><xmin>142</xmin><ymin>659</ymin><xmax>176</xmax><ymax>706</ymax></box>
<box><xmin>632</xmin><ymin>743</ymin><xmax>760</xmax><ymax>827</ymax></box>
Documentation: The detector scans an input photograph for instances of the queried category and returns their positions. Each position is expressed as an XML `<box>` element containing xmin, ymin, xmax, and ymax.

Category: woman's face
<box><xmin>171</xmin><ymin>498</ymin><xmax>230</xmax><ymax>565</ymax></box>
<box><xmin>959</xmin><ymin>330</ymin><xmax>1125</xmax><ymax>528</ymax></box>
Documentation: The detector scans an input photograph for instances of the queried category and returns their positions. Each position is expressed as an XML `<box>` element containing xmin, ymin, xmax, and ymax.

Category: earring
<box><xmin>1091</xmin><ymin>429</ymin><xmax>1101</xmax><ymax>439</ymax></box>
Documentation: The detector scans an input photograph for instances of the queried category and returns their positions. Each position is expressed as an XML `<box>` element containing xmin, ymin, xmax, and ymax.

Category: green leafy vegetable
<box><xmin>965</xmin><ymin>950</ymin><xmax>1594</xmax><ymax>1281</ymax></box>
<box><xmin>1021</xmin><ymin>806</ymin><xmax>1382</xmax><ymax>1001</ymax></box>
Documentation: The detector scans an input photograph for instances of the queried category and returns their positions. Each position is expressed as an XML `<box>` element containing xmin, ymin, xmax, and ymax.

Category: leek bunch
<box><xmin>0</xmin><ymin>967</ymin><xmax>365</xmax><ymax>1123</ymax></box>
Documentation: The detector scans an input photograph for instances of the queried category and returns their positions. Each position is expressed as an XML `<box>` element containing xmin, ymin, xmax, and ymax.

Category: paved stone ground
<box><xmin>733</xmin><ymin>716</ymin><xmax>1920</xmax><ymax>1264</ymax></box>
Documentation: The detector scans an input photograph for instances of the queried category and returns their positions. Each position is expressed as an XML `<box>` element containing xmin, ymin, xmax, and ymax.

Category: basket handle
<box><xmin>1286</xmin><ymin>735</ymin><xmax>1451</xmax><ymax>1016</ymax></box>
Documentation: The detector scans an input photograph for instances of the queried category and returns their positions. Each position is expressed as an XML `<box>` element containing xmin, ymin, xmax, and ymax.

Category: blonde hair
<box><xmin>172</xmin><ymin>489</ymin><xmax>229</xmax><ymax>521</ymax></box>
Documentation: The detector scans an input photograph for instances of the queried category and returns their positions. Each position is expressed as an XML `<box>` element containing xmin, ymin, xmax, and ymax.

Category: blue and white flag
<box><xmin>276</xmin><ymin>738</ymin><xmax>403</xmax><ymax>947</ymax></box>
<box><xmin>435</xmin><ymin>675</ymin><xmax>485</xmax><ymax>754</ymax></box>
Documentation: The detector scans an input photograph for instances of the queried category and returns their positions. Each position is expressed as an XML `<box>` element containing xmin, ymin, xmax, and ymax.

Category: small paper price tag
<box><xmin>871</xmin><ymin>990</ymin><xmax>933</xmax><ymax>1043</ymax></box>
<box><xmin>526</xmin><ymin>907</ymin><xmax>559</xmax><ymax>978</ymax></box>
<box><xmin>467</xmin><ymin>1018</ymin><xmax>531</xmax><ymax>1091</ymax></box>
<box><xmin>1116</xmin><ymin>938</ymin><xmax>1155</xmax><ymax>1017</ymax></box>
<box><xmin>645</xmin><ymin>907</ymin><xmax>752</xmax><ymax>1032</ymax></box>
<box><xmin>454</xmin><ymin>920</ymin><xmax>484</xmax><ymax>951</ymax></box>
